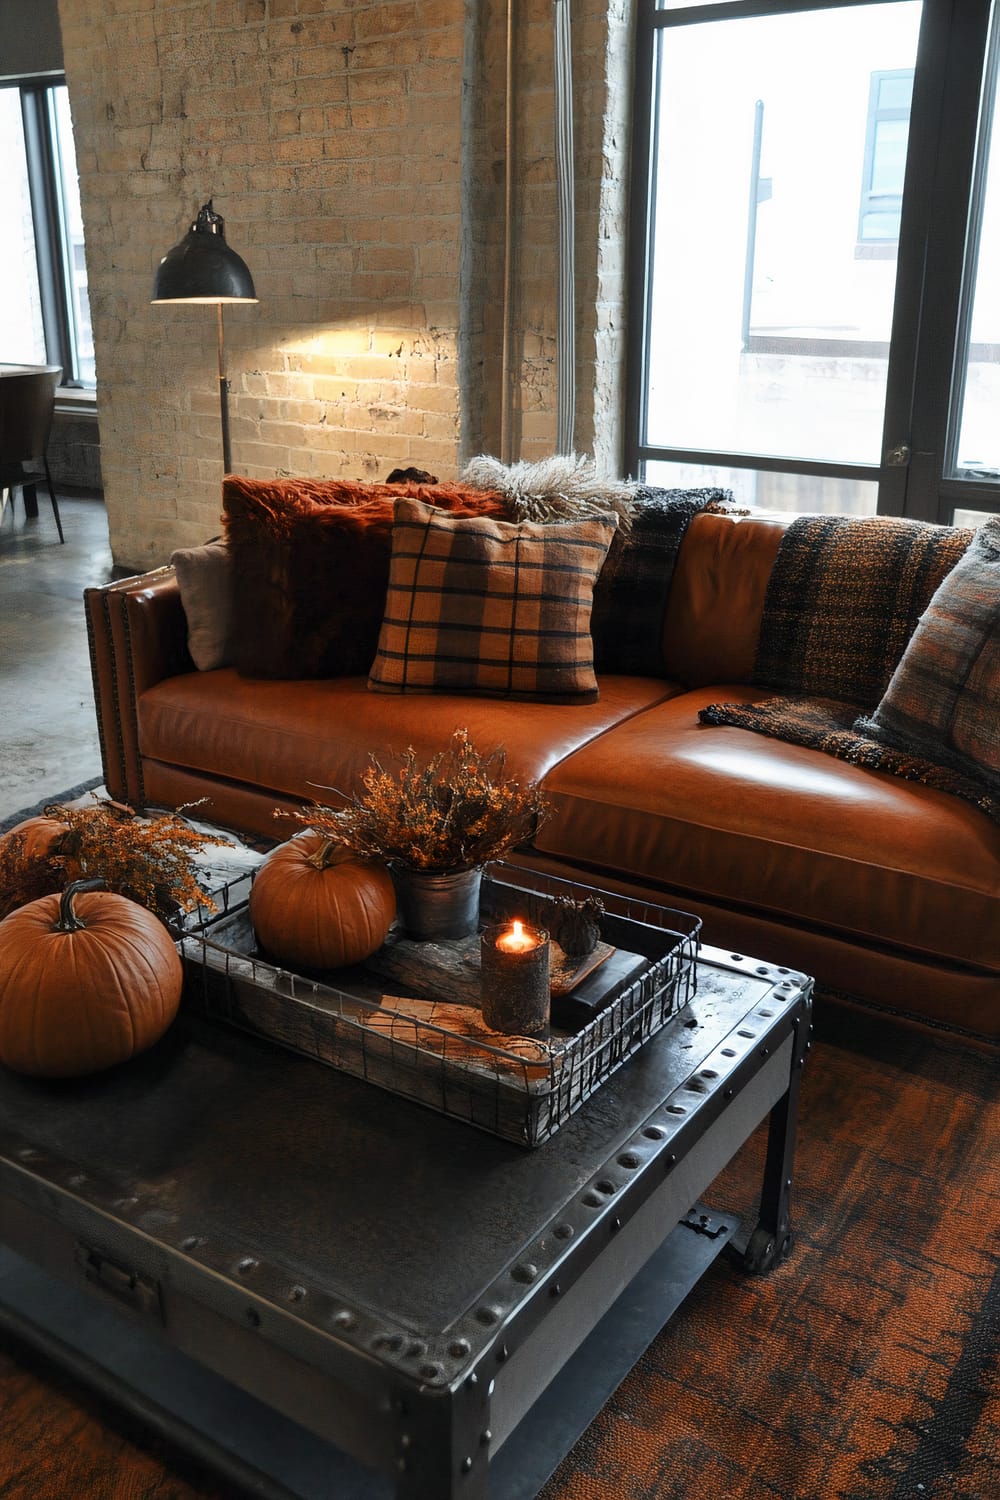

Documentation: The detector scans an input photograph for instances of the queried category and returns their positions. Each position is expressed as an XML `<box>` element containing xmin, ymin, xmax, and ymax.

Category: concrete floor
<box><xmin>0</xmin><ymin>490</ymin><xmax>114</xmax><ymax>822</ymax></box>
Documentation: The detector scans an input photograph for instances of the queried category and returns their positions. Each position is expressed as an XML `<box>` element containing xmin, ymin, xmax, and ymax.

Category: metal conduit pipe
<box><xmin>554</xmin><ymin>0</ymin><xmax>576</xmax><ymax>455</ymax></box>
<box><xmin>500</xmin><ymin>0</ymin><xmax>516</xmax><ymax>463</ymax></box>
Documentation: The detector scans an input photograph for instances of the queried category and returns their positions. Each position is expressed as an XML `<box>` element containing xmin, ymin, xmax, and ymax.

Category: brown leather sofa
<box><xmin>85</xmin><ymin>510</ymin><xmax>1000</xmax><ymax>1043</ymax></box>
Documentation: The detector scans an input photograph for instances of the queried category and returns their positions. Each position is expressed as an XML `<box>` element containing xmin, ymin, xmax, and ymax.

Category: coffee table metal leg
<box><xmin>394</xmin><ymin>1377</ymin><xmax>491</xmax><ymax>1500</ymax></box>
<box><xmin>726</xmin><ymin>1003</ymin><xmax>811</xmax><ymax>1276</ymax></box>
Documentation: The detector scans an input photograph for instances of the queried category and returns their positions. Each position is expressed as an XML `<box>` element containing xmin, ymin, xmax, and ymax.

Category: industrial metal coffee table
<box><xmin>0</xmin><ymin>942</ymin><xmax>811</xmax><ymax>1499</ymax></box>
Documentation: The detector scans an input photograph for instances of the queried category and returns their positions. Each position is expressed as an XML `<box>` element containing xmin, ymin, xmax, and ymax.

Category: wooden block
<box><xmin>363</xmin><ymin>995</ymin><xmax>561</xmax><ymax>1079</ymax></box>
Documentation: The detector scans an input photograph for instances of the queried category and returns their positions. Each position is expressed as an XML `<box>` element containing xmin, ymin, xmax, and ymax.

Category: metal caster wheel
<box><xmin>743</xmin><ymin>1225</ymin><xmax>792</xmax><ymax>1274</ymax></box>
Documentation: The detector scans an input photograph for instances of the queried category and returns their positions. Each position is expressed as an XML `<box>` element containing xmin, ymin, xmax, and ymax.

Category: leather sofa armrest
<box><xmin>84</xmin><ymin>566</ymin><xmax>193</xmax><ymax>808</ymax></box>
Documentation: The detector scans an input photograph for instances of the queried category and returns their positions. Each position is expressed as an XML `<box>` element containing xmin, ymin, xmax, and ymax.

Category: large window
<box><xmin>628</xmin><ymin>0</ymin><xmax>999</xmax><ymax>525</ymax></box>
<box><xmin>0</xmin><ymin>77</ymin><xmax>94</xmax><ymax>388</ymax></box>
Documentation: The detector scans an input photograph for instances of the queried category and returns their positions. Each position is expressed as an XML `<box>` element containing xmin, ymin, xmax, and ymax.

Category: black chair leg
<box><xmin>43</xmin><ymin>460</ymin><xmax>64</xmax><ymax>543</ymax></box>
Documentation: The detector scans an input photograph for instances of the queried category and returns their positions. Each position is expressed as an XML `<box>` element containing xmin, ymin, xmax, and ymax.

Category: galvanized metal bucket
<box><xmin>392</xmin><ymin>865</ymin><xmax>483</xmax><ymax>941</ymax></box>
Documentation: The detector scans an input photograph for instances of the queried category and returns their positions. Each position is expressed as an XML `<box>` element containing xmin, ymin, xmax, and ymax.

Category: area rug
<box><xmin>0</xmin><ymin>1010</ymin><xmax>996</xmax><ymax>1499</ymax></box>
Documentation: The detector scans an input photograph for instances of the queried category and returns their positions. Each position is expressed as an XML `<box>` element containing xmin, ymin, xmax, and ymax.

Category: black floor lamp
<box><xmin>152</xmin><ymin>201</ymin><xmax>257</xmax><ymax>474</ymax></box>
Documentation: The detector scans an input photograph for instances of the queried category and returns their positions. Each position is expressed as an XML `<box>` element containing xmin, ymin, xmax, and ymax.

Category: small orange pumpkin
<box><xmin>250</xmin><ymin>832</ymin><xmax>396</xmax><ymax>971</ymax></box>
<box><xmin>0</xmin><ymin>814</ymin><xmax>69</xmax><ymax>864</ymax></box>
<box><xmin>0</xmin><ymin>879</ymin><xmax>183</xmax><ymax>1078</ymax></box>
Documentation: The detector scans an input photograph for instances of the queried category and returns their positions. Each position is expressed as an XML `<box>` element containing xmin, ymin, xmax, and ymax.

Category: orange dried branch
<box><xmin>279</xmin><ymin>728</ymin><xmax>549</xmax><ymax>873</ymax></box>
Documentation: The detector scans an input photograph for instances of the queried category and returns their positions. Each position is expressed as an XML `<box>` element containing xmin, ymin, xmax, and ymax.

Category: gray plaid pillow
<box><xmin>859</xmin><ymin>517</ymin><xmax>1000</xmax><ymax>791</ymax></box>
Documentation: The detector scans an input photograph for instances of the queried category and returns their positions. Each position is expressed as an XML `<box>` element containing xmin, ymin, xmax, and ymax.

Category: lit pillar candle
<box><xmin>480</xmin><ymin>919</ymin><xmax>551</xmax><ymax>1037</ymax></box>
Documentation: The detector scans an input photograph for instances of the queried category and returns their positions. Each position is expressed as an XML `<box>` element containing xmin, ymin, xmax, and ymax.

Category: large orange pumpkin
<box><xmin>0</xmin><ymin>880</ymin><xmax>183</xmax><ymax>1078</ymax></box>
<box><xmin>250</xmin><ymin>832</ymin><xmax>396</xmax><ymax>970</ymax></box>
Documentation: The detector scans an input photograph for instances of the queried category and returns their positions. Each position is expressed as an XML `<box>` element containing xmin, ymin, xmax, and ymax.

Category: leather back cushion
<box><xmin>662</xmin><ymin>511</ymin><xmax>790</xmax><ymax>686</ymax></box>
<box><xmin>222</xmin><ymin>477</ymin><xmax>510</xmax><ymax>679</ymax></box>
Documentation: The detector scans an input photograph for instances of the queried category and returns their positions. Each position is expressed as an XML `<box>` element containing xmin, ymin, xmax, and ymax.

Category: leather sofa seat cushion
<box><xmin>534</xmin><ymin>686</ymin><xmax>1000</xmax><ymax>971</ymax></box>
<box><xmin>137</xmin><ymin>670</ymin><xmax>678</xmax><ymax>807</ymax></box>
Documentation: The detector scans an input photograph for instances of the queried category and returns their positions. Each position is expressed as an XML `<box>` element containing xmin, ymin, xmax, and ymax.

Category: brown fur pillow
<box><xmin>222</xmin><ymin>476</ymin><xmax>511</xmax><ymax>679</ymax></box>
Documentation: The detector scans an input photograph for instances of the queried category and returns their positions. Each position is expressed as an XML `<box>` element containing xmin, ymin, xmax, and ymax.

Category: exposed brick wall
<box><xmin>56</xmin><ymin>0</ymin><xmax>630</xmax><ymax>571</ymax></box>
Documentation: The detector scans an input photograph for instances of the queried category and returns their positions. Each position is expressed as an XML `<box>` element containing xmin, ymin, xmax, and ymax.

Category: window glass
<box><xmin>0</xmin><ymin>88</ymin><xmax>45</xmax><ymax>364</ymax></box>
<box><xmin>953</xmin><ymin>508</ymin><xmax>995</xmax><ymax>527</ymax></box>
<box><xmin>643</xmin><ymin>4</ymin><xmax>922</xmax><ymax>471</ymax></box>
<box><xmin>859</xmin><ymin>71</ymin><xmax>913</xmax><ymax>241</ymax></box>
<box><xmin>952</xmin><ymin>19</ymin><xmax>1000</xmax><ymax>480</ymax></box>
<box><xmin>51</xmin><ymin>86</ymin><xmax>95</xmax><ymax>387</ymax></box>
<box><xmin>644</xmin><ymin>459</ymin><xmax>878</xmax><ymax>517</ymax></box>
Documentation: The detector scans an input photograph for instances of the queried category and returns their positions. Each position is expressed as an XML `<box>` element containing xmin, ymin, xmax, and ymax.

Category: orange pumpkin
<box><xmin>0</xmin><ymin>814</ymin><xmax>69</xmax><ymax>864</ymax></box>
<box><xmin>250</xmin><ymin>832</ymin><xmax>396</xmax><ymax>970</ymax></box>
<box><xmin>0</xmin><ymin>880</ymin><xmax>183</xmax><ymax>1078</ymax></box>
<box><xmin>0</xmin><ymin>815</ymin><xmax>73</xmax><ymax>921</ymax></box>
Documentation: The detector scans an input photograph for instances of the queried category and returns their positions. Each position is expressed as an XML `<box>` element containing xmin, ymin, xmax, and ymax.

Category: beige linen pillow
<box><xmin>170</xmin><ymin>540</ymin><xmax>235</xmax><ymax>671</ymax></box>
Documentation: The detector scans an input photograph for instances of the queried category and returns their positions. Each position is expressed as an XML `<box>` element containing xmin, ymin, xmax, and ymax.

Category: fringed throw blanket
<box><xmin>698</xmin><ymin>514</ymin><xmax>1000</xmax><ymax>826</ymax></box>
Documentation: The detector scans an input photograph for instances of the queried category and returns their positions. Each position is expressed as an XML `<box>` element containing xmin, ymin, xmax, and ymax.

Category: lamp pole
<box><xmin>217</xmin><ymin>303</ymin><xmax>233</xmax><ymax>475</ymax></box>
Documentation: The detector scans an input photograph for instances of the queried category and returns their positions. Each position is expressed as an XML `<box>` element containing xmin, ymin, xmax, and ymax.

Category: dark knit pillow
<box><xmin>590</xmin><ymin>486</ymin><xmax>735</xmax><ymax>675</ymax></box>
<box><xmin>368</xmin><ymin>499</ymin><xmax>618</xmax><ymax>703</ymax></box>
<box><xmin>222</xmin><ymin>476</ymin><xmax>510</xmax><ymax>679</ymax></box>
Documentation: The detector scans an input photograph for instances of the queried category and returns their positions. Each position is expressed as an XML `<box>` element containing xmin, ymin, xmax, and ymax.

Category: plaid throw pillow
<box><xmin>368</xmin><ymin>499</ymin><xmax>618</xmax><ymax>703</ymax></box>
<box><xmin>858</xmin><ymin>516</ymin><xmax>1000</xmax><ymax>792</ymax></box>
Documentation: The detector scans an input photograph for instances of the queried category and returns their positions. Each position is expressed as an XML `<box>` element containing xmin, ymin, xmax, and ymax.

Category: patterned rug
<box><xmin>1</xmin><ymin>1011</ymin><xmax>997</xmax><ymax>1499</ymax></box>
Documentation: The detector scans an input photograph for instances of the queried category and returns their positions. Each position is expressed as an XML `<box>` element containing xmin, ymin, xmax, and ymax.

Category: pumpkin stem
<box><xmin>56</xmin><ymin>878</ymin><xmax>105</xmax><ymax>932</ymax></box>
<box><xmin>305</xmin><ymin>837</ymin><xmax>341</xmax><ymax>870</ymax></box>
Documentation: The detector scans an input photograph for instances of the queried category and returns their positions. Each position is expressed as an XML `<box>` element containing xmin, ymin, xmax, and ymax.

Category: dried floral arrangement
<box><xmin>285</xmin><ymin>729</ymin><xmax>549</xmax><ymax>874</ymax></box>
<box><xmin>0</xmin><ymin>799</ymin><xmax>219</xmax><ymax>923</ymax></box>
<box><xmin>0</xmin><ymin>833</ymin><xmax>62</xmax><ymax>919</ymax></box>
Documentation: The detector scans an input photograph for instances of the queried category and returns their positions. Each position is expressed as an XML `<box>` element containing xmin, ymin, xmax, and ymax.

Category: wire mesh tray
<box><xmin>177</xmin><ymin>865</ymin><xmax>701</xmax><ymax>1147</ymax></box>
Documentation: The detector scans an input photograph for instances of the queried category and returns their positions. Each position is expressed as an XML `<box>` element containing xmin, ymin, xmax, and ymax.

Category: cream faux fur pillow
<box><xmin>461</xmin><ymin>453</ymin><xmax>636</xmax><ymax>533</ymax></box>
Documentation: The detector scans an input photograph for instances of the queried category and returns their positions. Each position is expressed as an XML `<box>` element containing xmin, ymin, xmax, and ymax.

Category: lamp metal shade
<box><xmin>151</xmin><ymin>200</ymin><xmax>257</xmax><ymax>304</ymax></box>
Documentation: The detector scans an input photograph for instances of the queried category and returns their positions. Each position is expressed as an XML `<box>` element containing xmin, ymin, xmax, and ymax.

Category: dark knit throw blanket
<box><xmin>698</xmin><ymin>514</ymin><xmax>1000</xmax><ymax>825</ymax></box>
<box><xmin>749</xmin><ymin>513</ymin><xmax>971</xmax><ymax>707</ymax></box>
<box><xmin>592</xmin><ymin>486</ymin><xmax>734</xmax><ymax>676</ymax></box>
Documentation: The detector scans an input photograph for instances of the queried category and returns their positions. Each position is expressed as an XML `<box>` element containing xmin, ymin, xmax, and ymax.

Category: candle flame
<box><xmin>496</xmin><ymin>918</ymin><xmax>537</xmax><ymax>954</ymax></box>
